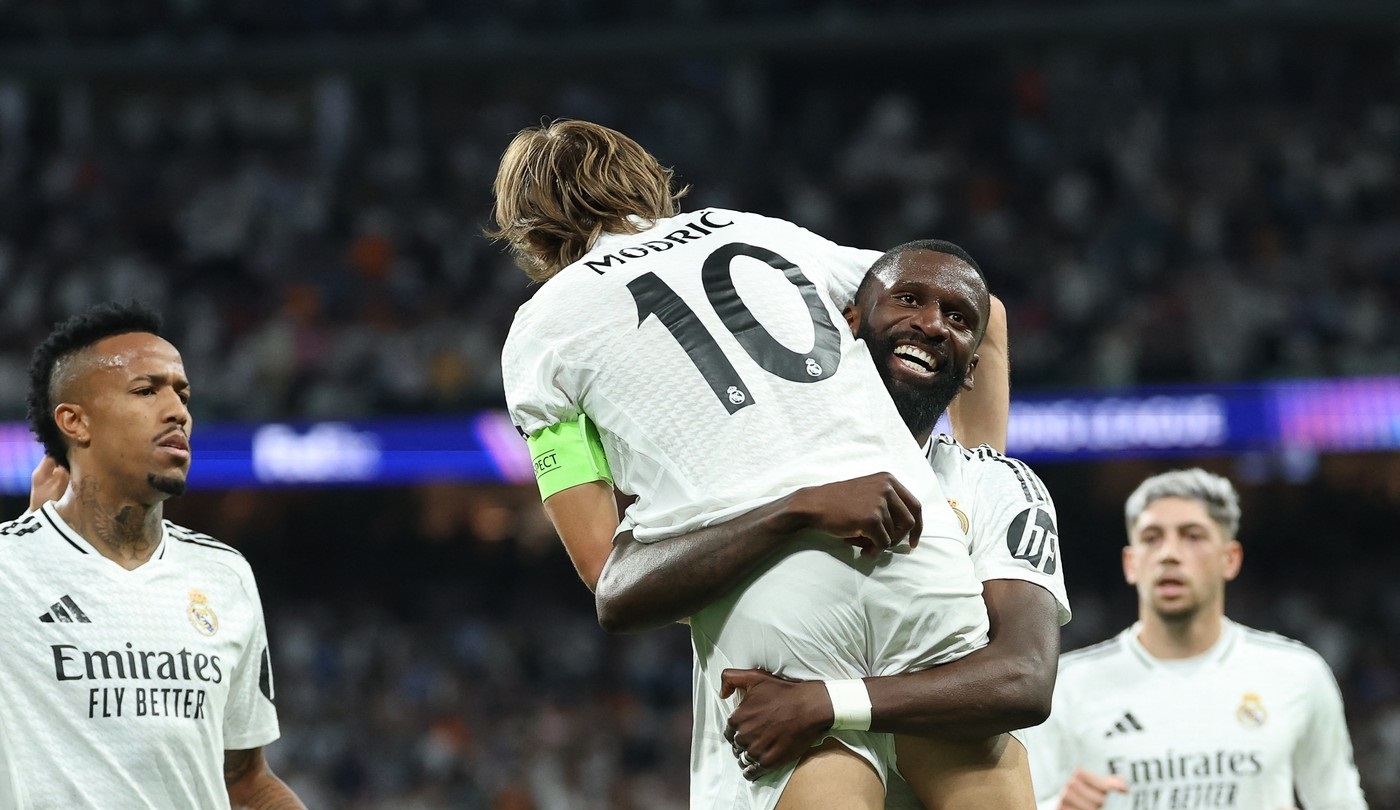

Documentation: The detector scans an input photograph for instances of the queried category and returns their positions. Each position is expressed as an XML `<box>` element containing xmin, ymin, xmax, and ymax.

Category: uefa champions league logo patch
<box><xmin>187</xmin><ymin>589</ymin><xmax>219</xmax><ymax>637</ymax></box>
<box><xmin>1236</xmin><ymin>692</ymin><xmax>1267</xmax><ymax>727</ymax></box>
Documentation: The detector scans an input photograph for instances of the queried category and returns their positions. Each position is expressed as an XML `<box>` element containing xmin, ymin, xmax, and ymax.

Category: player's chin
<box><xmin>885</xmin><ymin>372</ymin><xmax>940</xmax><ymax>407</ymax></box>
<box><xmin>147</xmin><ymin>471</ymin><xmax>189</xmax><ymax>497</ymax></box>
<box><xmin>1151</xmin><ymin>597</ymin><xmax>1199</xmax><ymax>620</ymax></box>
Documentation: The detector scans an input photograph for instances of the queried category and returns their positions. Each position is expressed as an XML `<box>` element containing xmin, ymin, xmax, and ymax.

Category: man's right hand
<box><xmin>781</xmin><ymin>472</ymin><xmax>922</xmax><ymax>556</ymax></box>
<box><xmin>1057</xmin><ymin>768</ymin><xmax>1129</xmax><ymax>810</ymax></box>
<box><xmin>719</xmin><ymin>667</ymin><xmax>832</xmax><ymax>780</ymax></box>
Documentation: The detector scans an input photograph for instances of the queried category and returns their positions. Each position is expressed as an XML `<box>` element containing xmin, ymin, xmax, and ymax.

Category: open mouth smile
<box><xmin>892</xmin><ymin>344</ymin><xmax>942</xmax><ymax>377</ymax></box>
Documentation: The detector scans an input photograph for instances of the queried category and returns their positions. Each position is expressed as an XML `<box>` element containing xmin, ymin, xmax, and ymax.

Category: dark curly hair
<box><xmin>27</xmin><ymin>301</ymin><xmax>164</xmax><ymax>469</ymax></box>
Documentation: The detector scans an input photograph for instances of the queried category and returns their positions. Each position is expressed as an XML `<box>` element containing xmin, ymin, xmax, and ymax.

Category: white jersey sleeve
<box><xmin>219</xmin><ymin>560</ymin><xmax>280</xmax><ymax>751</ymax></box>
<box><xmin>1292</xmin><ymin>651</ymin><xmax>1366</xmax><ymax>809</ymax></box>
<box><xmin>928</xmin><ymin>437</ymin><xmax>1070</xmax><ymax>624</ymax></box>
<box><xmin>502</xmin><ymin>330</ymin><xmax>581</xmax><ymax>437</ymax></box>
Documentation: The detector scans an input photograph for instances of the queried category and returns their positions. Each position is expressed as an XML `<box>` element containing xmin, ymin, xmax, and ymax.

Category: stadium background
<box><xmin>1</xmin><ymin>1</ymin><xmax>1398</xmax><ymax>806</ymax></box>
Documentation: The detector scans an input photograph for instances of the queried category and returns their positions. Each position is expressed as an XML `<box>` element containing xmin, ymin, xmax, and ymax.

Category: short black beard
<box><xmin>148</xmin><ymin>473</ymin><xmax>187</xmax><ymax>497</ymax></box>
<box><xmin>861</xmin><ymin>329</ymin><xmax>968</xmax><ymax>438</ymax></box>
<box><xmin>890</xmin><ymin>371</ymin><xmax>965</xmax><ymax>437</ymax></box>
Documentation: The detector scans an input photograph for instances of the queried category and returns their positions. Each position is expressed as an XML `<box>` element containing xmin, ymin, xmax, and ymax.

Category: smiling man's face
<box><xmin>846</xmin><ymin>249</ymin><xmax>986</xmax><ymax>440</ymax></box>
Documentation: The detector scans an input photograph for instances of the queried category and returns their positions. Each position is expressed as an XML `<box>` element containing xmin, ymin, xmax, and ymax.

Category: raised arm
<box><xmin>948</xmin><ymin>295</ymin><xmax>1009</xmax><ymax>452</ymax></box>
<box><xmin>721</xmin><ymin>578</ymin><xmax>1059</xmax><ymax>775</ymax></box>
<box><xmin>224</xmin><ymin>748</ymin><xmax>305</xmax><ymax>810</ymax></box>
<box><xmin>595</xmin><ymin>473</ymin><xmax>923</xmax><ymax>634</ymax></box>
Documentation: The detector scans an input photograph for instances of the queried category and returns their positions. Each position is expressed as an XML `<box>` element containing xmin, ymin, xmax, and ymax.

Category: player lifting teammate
<box><xmin>594</xmin><ymin>240</ymin><xmax>1070</xmax><ymax>808</ymax></box>
<box><xmin>493</xmin><ymin>119</ymin><xmax>1034</xmax><ymax>809</ymax></box>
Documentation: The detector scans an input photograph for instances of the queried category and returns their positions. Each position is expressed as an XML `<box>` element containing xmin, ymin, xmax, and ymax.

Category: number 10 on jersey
<box><xmin>627</xmin><ymin>243</ymin><xmax>845</xmax><ymax>414</ymax></box>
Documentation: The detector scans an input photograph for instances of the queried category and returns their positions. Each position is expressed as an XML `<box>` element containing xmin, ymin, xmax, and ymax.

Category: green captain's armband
<box><xmin>526</xmin><ymin>415</ymin><xmax>614</xmax><ymax>501</ymax></box>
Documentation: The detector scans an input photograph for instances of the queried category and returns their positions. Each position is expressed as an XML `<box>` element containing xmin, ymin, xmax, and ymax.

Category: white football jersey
<box><xmin>0</xmin><ymin>504</ymin><xmax>280</xmax><ymax>810</ymax></box>
<box><xmin>503</xmin><ymin>207</ymin><xmax>960</xmax><ymax>544</ymax></box>
<box><xmin>926</xmin><ymin>436</ymin><xmax>1071</xmax><ymax>624</ymax></box>
<box><xmin>1027</xmin><ymin>620</ymin><xmax>1366</xmax><ymax>810</ymax></box>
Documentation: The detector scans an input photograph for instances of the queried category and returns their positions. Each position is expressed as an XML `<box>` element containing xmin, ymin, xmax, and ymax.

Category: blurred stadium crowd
<box><xmin>0</xmin><ymin>32</ymin><xmax>1398</xmax><ymax>421</ymax></box>
<box><xmin>0</xmin><ymin>10</ymin><xmax>1397</xmax><ymax>809</ymax></box>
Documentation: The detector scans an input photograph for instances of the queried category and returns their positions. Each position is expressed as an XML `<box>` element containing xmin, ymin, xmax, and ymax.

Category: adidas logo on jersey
<box><xmin>38</xmin><ymin>595</ymin><xmax>91</xmax><ymax>623</ymax></box>
<box><xmin>1104</xmin><ymin>711</ymin><xmax>1144</xmax><ymax>737</ymax></box>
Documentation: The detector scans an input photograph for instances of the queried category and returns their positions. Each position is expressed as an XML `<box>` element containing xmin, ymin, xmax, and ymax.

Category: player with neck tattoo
<box><xmin>1</xmin><ymin>301</ymin><xmax>306</xmax><ymax>810</ymax></box>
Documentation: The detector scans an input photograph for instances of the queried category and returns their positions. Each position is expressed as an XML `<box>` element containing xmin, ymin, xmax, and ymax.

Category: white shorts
<box><xmin>688</xmin><ymin>531</ymin><xmax>990</xmax><ymax>810</ymax></box>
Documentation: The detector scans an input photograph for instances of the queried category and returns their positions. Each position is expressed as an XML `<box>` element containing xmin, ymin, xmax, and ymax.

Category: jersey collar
<box><xmin>39</xmin><ymin>502</ymin><xmax>169</xmax><ymax>569</ymax></box>
<box><xmin>590</xmin><ymin>216</ymin><xmax>659</xmax><ymax>254</ymax></box>
<box><xmin>1122</xmin><ymin>618</ymin><xmax>1240</xmax><ymax>673</ymax></box>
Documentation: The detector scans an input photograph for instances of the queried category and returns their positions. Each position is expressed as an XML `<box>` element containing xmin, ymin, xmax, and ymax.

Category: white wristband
<box><xmin>823</xmin><ymin>678</ymin><xmax>872</xmax><ymax>731</ymax></box>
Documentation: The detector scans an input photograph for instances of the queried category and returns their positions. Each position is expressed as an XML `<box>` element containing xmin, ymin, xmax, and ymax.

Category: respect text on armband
<box><xmin>583</xmin><ymin>211</ymin><xmax>733</xmax><ymax>274</ymax></box>
<box><xmin>533</xmin><ymin>448</ymin><xmax>559</xmax><ymax>476</ymax></box>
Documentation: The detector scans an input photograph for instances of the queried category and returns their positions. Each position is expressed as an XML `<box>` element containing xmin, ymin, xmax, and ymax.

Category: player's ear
<box><xmin>1122</xmin><ymin>544</ymin><xmax>1137</xmax><ymax>584</ymax></box>
<box><xmin>1221</xmin><ymin>539</ymin><xmax>1243</xmax><ymax>582</ymax></box>
<box><xmin>962</xmin><ymin>353</ymin><xmax>979</xmax><ymax>392</ymax></box>
<box><xmin>843</xmin><ymin>304</ymin><xmax>861</xmax><ymax>333</ymax></box>
<box><xmin>54</xmin><ymin>403</ymin><xmax>92</xmax><ymax>448</ymax></box>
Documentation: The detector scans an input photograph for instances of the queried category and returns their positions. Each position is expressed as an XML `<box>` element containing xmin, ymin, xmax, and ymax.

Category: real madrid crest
<box><xmin>948</xmin><ymin>500</ymin><xmax>970</xmax><ymax>534</ymax></box>
<box><xmin>187</xmin><ymin>589</ymin><xmax>219</xmax><ymax>637</ymax></box>
<box><xmin>1236</xmin><ymin>692</ymin><xmax>1267</xmax><ymax>728</ymax></box>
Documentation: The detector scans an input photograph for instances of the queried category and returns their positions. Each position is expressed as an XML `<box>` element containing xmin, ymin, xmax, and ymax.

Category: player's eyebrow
<box><xmin>131</xmin><ymin>372</ymin><xmax>191</xmax><ymax>389</ymax></box>
<box><xmin>942</xmin><ymin>287</ymin><xmax>978</xmax><ymax>313</ymax></box>
<box><xmin>1138</xmin><ymin>520</ymin><xmax>1211</xmax><ymax>536</ymax></box>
